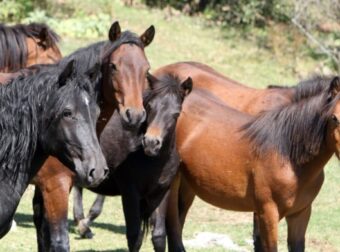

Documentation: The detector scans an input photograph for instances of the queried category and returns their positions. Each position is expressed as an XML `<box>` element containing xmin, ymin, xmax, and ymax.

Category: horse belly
<box><xmin>179</xmin><ymin>133</ymin><xmax>255</xmax><ymax>211</ymax></box>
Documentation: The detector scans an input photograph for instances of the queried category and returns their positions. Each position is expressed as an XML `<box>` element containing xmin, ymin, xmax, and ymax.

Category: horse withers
<box><xmin>0</xmin><ymin>60</ymin><xmax>108</xmax><ymax>237</ymax></box>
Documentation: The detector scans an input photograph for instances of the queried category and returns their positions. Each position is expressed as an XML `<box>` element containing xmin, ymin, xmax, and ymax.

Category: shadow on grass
<box><xmin>14</xmin><ymin>212</ymin><xmax>126</xmax><ymax>236</ymax></box>
<box><xmin>14</xmin><ymin>212</ymin><xmax>34</xmax><ymax>229</ymax></box>
<box><xmin>76</xmin><ymin>250</ymin><xmax>127</xmax><ymax>252</ymax></box>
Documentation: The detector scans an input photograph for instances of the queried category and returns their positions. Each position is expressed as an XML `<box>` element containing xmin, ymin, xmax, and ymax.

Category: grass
<box><xmin>1</xmin><ymin>0</ymin><xmax>340</xmax><ymax>251</ymax></box>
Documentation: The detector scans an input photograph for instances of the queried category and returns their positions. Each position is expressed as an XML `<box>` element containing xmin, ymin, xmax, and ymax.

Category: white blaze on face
<box><xmin>82</xmin><ymin>93</ymin><xmax>90</xmax><ymax>107</ymax></box>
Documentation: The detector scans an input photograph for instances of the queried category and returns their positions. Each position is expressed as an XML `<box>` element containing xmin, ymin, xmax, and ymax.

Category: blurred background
<box><xmin>1</xmin><ymin>0</ymin><xmax>340</xmax><ymax>251</ymax></box>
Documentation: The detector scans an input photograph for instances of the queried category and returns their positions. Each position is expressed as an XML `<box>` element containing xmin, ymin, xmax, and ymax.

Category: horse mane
<box><xmin>242</xmin><ymin>90</ymin><xmax>336</xmax><ymax>167</ymax></box>
<box><xmin>143</xmin><ymin>74</ymin><xmax>184</xmax><ymax>105</ymax></box>
<box><xmin>0</xmin><ymin>65</ymin><xmax>93</xmax><ymax>185</ymax></box>
<box><xmin>0</xmin><ymin>23</ymin><xmax>60</xmax><ymax>71</ymax></box>
<box><xmin>267</xmin><ymin>76</ymin><xmax>336</xmax><ymax>102</ymax></box>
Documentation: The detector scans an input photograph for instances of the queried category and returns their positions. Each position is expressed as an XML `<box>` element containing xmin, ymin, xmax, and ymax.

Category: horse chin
<box><xmin>143</xmin><ymin>147</ymin><xmax>160</xmax><ymax>157</ymax></box>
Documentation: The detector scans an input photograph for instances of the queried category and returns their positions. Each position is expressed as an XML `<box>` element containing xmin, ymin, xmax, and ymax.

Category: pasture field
<box><xmin>1</xmin><ymin>1</ymin><xmax>340</xmax><ymax>251</ymax></box>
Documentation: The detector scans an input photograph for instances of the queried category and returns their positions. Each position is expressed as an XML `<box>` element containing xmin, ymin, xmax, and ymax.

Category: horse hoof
<box><xmin>81</xmin><ymin>229</ymin><xmax>94</xmax><ymax>239</ymax></box>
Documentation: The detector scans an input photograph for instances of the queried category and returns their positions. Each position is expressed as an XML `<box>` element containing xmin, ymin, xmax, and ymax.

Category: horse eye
<box><xmin>63</xmin><ymin>110</ymin><xmax>72</xmax><ymax>118</ymax></box>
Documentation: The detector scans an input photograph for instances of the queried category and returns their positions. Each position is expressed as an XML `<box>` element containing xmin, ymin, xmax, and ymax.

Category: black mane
<box><xmin>143</xmin><ymin>74</ymin><xmax>184</xmax><ymax>105</ymax></box>
<box><xmin>0</xmin><ymin>23</ymin><xmax>60</xmax><ymax>71</ymax></box>
<box><xmin>242</xmin><ymin>90</ymin><xmax>336</xmax><ymax>167</ymax></box>
<box><xmin>0</xmin><ymin>65</ymin><xmax>93</xmax><ymax>184</ymax></box>
<box><xmin>60</xmin><ymin>30</ymin><xmax>144</xmax><ymax>74</ymax></box>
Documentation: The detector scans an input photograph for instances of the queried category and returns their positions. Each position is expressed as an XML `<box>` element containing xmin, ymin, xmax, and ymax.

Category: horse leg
<box><xmin>33</xmin><ymin>186</ymin><xmax>50</xmax><ymax>252</ymax></box>
<box><xmin>257</xmin><ymin>203</ymin><xmax>279</xmax><ymax>252</ymax></box>
<box><xmin>286</xmin><ymin>206</ymin><xmax>311</xmax><ymax>252</ymax></box>
<box><xmin>253</xmin><ymin>212</ymin><xmax>265</xmax><ymax>252</ymax></box>
<box><xmin>178</xmin><ymin>175</ymin><xmax>195</xmax><ymax>228</ymax></box>
<box><xmin>151</xmin><ymin>190</ymin><xmax>169</xmax><ymax>252</ymax></box>
<box><xmin>73</xmin><ymin>186</ymin><xmax>94</xmax><ymax>239</ymax></box>
<box><xmin>121</xmin><ymin>191</ymin><xmax>143</xmax><ymax>252</ymax></box>
<box><xmin>41</xmin><ymin>179</ymin><xmax>72</xmax><ymax>252</ymax></box>
<box><xmin>166</xmin><ymin>171</ymin><xmax>190</xmax><ymax>252</ymax></box>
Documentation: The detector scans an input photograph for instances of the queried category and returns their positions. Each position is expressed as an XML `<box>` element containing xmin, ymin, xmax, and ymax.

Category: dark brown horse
<box><xmin>0</xmin><ymin>23</ymin><xmax>62</xmax><ymax>72</ymax></box>
<box><xmin>163</xmin><ymin>76</ymin><xmax>340</xmax><ymax>252</ymax></box>
<box><xmin>30</xmin><ymin>21</ymin><xmax>155</xmax><ymax>252</ymax></box>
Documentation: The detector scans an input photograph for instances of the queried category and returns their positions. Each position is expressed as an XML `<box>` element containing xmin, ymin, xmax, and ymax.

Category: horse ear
<box><xmin>108</xmin><ymin>21</ymin><xmax>121</xmax><ymax>42</ymax></box>
<box><xmin>58</xmin><ymin>60</ymin><xmax>75</xmax><ymax>87</ymax></box>
<box><xmin>39</xmin><ymin>27</ymin><xmax>52</xmax><ymax>48</ymax></box>
<box><xmin>180</xmin><ymin>77</ymin><xmax>193</xmax><ymax>97</ymax></box>
<box><xmin>329</xmin><ymin>77</ymin><xmax>340</xmax><ymax>99</ymax></box>
<box><xmin>85</xmin><ymin>63</ymin><xmax>101</xmax><ymax>82</ymax></box>
<box><xmin>147</xmin><ymin>73</ymin><xmax>158</xmax><ymax>89</ymax></box>
<box><xmin>140</xmin><ymin>25</ymin><xmax>155</xmax><ymax>47</ymax></box>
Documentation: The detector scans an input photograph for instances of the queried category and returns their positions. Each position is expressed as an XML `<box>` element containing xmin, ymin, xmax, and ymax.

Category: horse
<box><xmin>0</xmin><ymin>23</ymin><xmax>62</xmax><ymax>72</ymax></box>
<box><xmin>160</xmin><ymin>75</ymin><xmax>340</xmax><ymax>252</ymax></box>
<box><xmin>0</xmin><ymin>59</ymin><xmax>108</xmax><ymax>238</ymax></box>
<box><xmin>73</xmin><ymin>61</ymin><xmax>335</xmax><ymax>250</ymax></box>
<box><xmin>30</xmin><ymin>21</ymin><xmax>156</xmax><ymax>251</ymax></box>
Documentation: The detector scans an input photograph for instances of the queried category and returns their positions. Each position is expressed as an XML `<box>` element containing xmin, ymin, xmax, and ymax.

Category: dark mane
<box><xmin>61</xmin><ymin>30</ymin><xmax>144</xmax><ymax>72</ymax></box>
<box><xmin>0</xmin><ymin>65</ymin><xmax>93</xmax><ymax>185</ymax></box>
<box><xmin>0</xmin><ymin>23</ymin><xmax>60</xmax><ymax>71</ymax></box>
<box><xmin>143</xmin><ymin>74</ymin><xmax>184</xmax><ymax>105</ymax></box>
<box><xmin>59</xmin><ymin>30</ymin><xmax>144</xmax><ymax>90</ymax></box>
<box><xmin>242</xmin><ymin>90</ymin><xmax>336</xmax><ymax>167</ymax></box>
<box><xmin>267</xmin><ymin>76</ymin><xmax>336</xmax><ymax>102</ymax></box>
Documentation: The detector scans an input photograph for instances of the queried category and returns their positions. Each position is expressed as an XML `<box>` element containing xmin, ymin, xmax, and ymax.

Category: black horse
<box><xmin>0</xmin><ymin>60</ymin><xmax>108</xmax><ymax>237</ymax></box>
<box><xmin>73</xmin><ymin>74</ymin><xmax>192</xmax><ymax>251</ymax></box>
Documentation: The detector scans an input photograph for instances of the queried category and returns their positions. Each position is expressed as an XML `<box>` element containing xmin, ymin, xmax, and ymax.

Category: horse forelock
<box><xmin>242</xmin><ymin>90</ymin><xmax>336</xmax><ymax>167</ymax></box>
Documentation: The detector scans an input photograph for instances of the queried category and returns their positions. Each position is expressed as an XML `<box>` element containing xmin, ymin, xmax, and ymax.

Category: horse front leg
<box><xmin>253</xmin><ymin>212</ymin><xmax>265</xmax><ymax>252</ymax></box>
<box><xmin>286</xmin><ymin>206</ymin><xmax>311</xmax><ymax>252</ymax></box>
<box><xmin>151</xmin><ymin>190</ymin><xmax>169</xmax><ymax>252</ymax></box>
<box><xmin>121</xmin><ymin>191</ymin><xmax>143</xmax><ymax>252</ymax></box>
<box><xmin>33</xmin><ymin>186</ymin><xmax>50</xmax><ymax>252</ymax></box>
<box><xmin>257</xmin><ymin>202</ymin><xmax>279</xmax><ymax>252</ymax></box>
<box><xmin>41</xmin><ymin>177</ymin><xmax>73</xmax><ymax>252</ymax></box>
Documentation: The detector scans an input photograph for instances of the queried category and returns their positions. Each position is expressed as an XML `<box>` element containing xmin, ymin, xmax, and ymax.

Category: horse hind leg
<box><xmin>151</xmin><ymin>190</ymin><xmax>170</xmax><ymax>252</ymax></box>
<box><xmin>73</xmin><ymin>186</ymin><xmax>93</xmax><ymax>239</ymax></box>
<box><xmin>286</xmin><ymin>206</ymin><xmax>311</xmax><ymax>252</ymax></box>
<box><xmin>79</xmin><ymin>193</ymin><xmax>105</xmax><ymax>239</ymax></box>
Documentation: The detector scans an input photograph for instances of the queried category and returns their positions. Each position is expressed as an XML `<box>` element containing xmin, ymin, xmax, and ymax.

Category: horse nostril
<box><xmin>88</xmin><ymin>168</ymin><xmax>95</xmax><ymax>180</ymax></box>
<box><xmin>155</xmin><ymin>139</ymin><xmax>160</xmax><ymax>146</ymax></box>
<box><xmin>104</xmin><ymin>167</ymin><xmax>109</xmax><ymax>177</ymax></box>
<box><xmin>141</xmin><ymin>110</ymin><xmax>147</xmax><ymax>122</ymax></box>
<box><xmin>125</xmin><ymin>109</ymin><xmax>132</xmax><ymax>122</ymax></box>
<box><xmin>142</xmin><ymin>136</ymin><xmax>146</xmax><ymax>146</ymax></box>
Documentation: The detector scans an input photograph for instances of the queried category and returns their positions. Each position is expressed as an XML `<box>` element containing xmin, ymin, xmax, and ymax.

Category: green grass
<box><xmin>1</xmin><ymin>0</ymin><xmax>339</xmax><ymax>251</ymax></box>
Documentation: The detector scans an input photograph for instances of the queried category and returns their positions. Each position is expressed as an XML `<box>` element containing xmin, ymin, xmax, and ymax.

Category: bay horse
<box><xmin>31</xmin><ymin>21</ymin><xmax>156</xmax><ymax>251</ymax></box>
<box><xmin>161</xmin><ymin>76</ymin><xmax>340</xmax><ymax>252</ymax></box>
<box><xmin>73</xmin><ymin>61</ymin><xmax>335</xmax><ymax>249</ymax></box>
<box><xmin>72</xmin><ymin>62</ymin><xmax>335</xmax><ymax>250</ymax></box>
<box><xmin>0</xmin><ymin>59</ymin><xmax>108</xmax><ymax>238</ymax></box>
<box><xmin>74</xmin><ymin>74</ymin><xmax>192</xmax><ymax>251</ymax></box>
<box><xmin>0</xmin><ymin>23</ymin><xmax>62</xmax><ymax>72</ymax></box>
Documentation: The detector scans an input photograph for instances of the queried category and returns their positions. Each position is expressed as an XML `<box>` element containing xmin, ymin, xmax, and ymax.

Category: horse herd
<box><xmin>0</xmin><ymin>21</ymin><xmax>339</xmax><ymax>252</ymax></box>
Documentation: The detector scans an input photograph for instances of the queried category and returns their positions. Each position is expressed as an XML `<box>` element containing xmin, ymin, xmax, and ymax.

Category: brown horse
<box><xmin>72</xmin><ymin>62</ymin><xmax>335</xmax><ymax>250</ymax></box>
<box><xmin>151</xmin><ymin>75</ymin><xmax>340</xmax><ymax>252</ymax></box>
<box><xmin>30</xmin><ymin>21</ymin><xmax>155</xmax><ymax>252</ymax></box>
<box><xmin>0</xmin><ymin>23</ymin><xmax>62</xmax><ymax>72</ymax></box>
